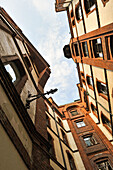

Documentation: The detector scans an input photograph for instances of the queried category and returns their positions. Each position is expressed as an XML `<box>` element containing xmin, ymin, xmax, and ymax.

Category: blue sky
<box><xmin>1</xmin><ymin>0</ymin><xmax>79</xmax><ymax>105</ymax></box>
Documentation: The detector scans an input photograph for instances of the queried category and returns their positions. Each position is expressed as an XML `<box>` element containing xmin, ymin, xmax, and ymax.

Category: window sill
<box><xmin>103</xmin><ymin>124</ymin><xmax>112</xmax><ymax>134</ymax></box>
<box><xmin>98</xmin><ymin>93</ymin><xmax>108</xmax><ymax>101</ymax></box>
<box><xmin>88</xmin><ymin>85</ymin><xmax>94</xmax><ymax>91</ymax></box>
<box><xmin>86</xmin><ymin>8</ymin><xmax>96</xmax><ymax>18</ymax></box>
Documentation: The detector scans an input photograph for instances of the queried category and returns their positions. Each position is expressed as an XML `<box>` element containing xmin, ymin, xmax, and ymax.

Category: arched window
<box><xmin>67</xmin><ymin>152</ymin><xmax>77</xmax><ymax>170</ymax></box>
<box><xmin>5</xmin><ymin>62</ymin><xmax>20</xmax><ymax>84</ymax></box>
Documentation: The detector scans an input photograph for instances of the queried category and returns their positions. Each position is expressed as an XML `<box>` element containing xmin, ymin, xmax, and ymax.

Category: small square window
<box><xmin>84</xmin><ymin>135</ymin><xmax>98</xmax><ymax>147</ymax></box>
<box><xmin>97</xmin><ymin>81</ymin><xmax>107</xmax><ymax>95</ymax></box>
<box><xmin>70</xmin><ymin>110</ymin><xmax>78</xmax><ymax>116</ymax></box>
<box><xmin>76</xmin><ymin>120</ymin><xmax>86</xmax><ymax>128</ymax></box>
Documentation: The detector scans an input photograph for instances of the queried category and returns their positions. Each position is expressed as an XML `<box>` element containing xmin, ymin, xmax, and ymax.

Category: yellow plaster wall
<box><xmin>92</xmin><ymin>66</ymin><xmax>109</xmax><ymax>111</ymax></box>
<box><xmin>0</xmin><ymin>84</ymin><xmax>32</xmax><ymax>157</ymax></box>
<box><xmin>47</xmin><ymin>128</ymin><xmax>64</xmax><ymax>167</ymax></box>
<box><xmin>97</xmin><ymin>0</ymin><xmax>113</xmax><ymax>27</ymax></box>
<box><xmin>0</xmin><ymin>124</ymin><xmax>28</xmax><ymax>170</ymax></box>
<box><xmin>80</xmin><ymin>0</ymin><xmax>98</xmax><ymax>33</ymax></box>
<box><xmin>50</xmin><ymin>160</ymin><xmax>62</xmax><ymax>170</ymax></box>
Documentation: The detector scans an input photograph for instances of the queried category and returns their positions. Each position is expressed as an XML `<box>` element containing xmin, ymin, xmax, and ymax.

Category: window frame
<box><xmin>82</xmin><ymin>41</ymin><xmax>89</xmax><ymax>58</ymax></box>
<box><xmin>61</xmin><ymin>129</ymin><xmax>69</xmax><ymax>146</ymax></box>
<box><xmin>47</xmin><ymin>132</ymin><xmax>56</xmax><ymax>158</ymax></box>
<box><xmin>91</xmin><ymin>38</ymin><xmax>104</xmax><ymax>59</ymax></box>
<box><xmin>101</xmin><ymin>112</ymin><xmax>112</xmax><ymax>133</ymax></box>
<box><xmin>96</xmin><ymin>78</ymin><xmax>108</xmax><ymax>100</ymax></box>
<box><xmin>91</xmin><ymin>103</ymin><xmax>98</xmax><ymax>118</ymax></box>
<box><xmin>70</xmin><ymin>9</ymin><xmax>75</xmax><ymax>27</ymax></box>
<box><xmin>86</xmin><ymin>74</ymin><xmax>93</xmax><ymax>90</ymax></box>
<box><xmin>83</xmin><ymin>134</ymin><xmax>98</xmax><ymax>147</ymax></box>
<box><xmin>83</xmin><ymin>0</ymin><xmax>96</xmax><ymax>17</ymax></box>
<box><xmin>66</xmin><ymin>151</ymin><xmax>77</xmax><ymax>170</ymax></box>
<box><xmin>76</xmin><ymin>120</ymin><xmax>86</xmax><ymax>128</ymax></box>
<box><xmin>75</xmin><ymin>2</ymin><xmax>83</xmax><ymax>23</ymax></box>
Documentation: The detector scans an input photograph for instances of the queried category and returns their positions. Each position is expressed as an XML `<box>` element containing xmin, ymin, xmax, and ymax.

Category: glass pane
<box><xmin>5</xmin><ymin>64</ymin><xmax>16</xmax><ymax>82</ymax></box>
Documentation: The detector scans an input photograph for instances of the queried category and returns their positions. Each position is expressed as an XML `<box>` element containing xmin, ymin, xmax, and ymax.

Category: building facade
<box><xmin>1</xmin><ymin>1</ymin><xmax>113</xmax><ymax>169</ymax></box>
<box><xmin>54</xmin><ymin>0</ymin><xmax>113</xmax><ymax>169</ymax></box>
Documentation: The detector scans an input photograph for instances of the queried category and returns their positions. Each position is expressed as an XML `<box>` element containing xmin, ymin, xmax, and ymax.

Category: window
<box><xmin>47</xmin><ymin>133</ymin><xmax>55</xmax><ymax>157</ymax></box>
<box><xmin>5</xmin><ymin>64</ymin><xmax>17</xmax><ymax>82</ymax></box>
<box><xmin>91</xmin><ymin>103</ymin><xmax>98</xmax><ymax>117</ymax></box>
<box><xmin>70</xmin><ymin>10</ymin><xmax>75</xmax><ymax>27</ymax></box>
<box><xmin>75</xmin><ymin>4</ymin><xmax>82</xmax><ymax>21</ymax></box>
<box><xmin>70</xmin><ymin>110</ymin><xmax>78</xmax><ymax>116</ymax></box>
<box><xmin>101</xmin><ymin>113</ymin><xmax>111</xmax><ymax>130</ymax></box>
<box><xmin>58</xmin><ymin>117</ymin><xmax>63</xmax><ymax>127</ymax></box>
<box><xmin>86</xmin><ymin>75</ymin><xmax>93</xmax><ymax>90</ymax></box>
<box><xmin>97</xmin><ymin>80</ymin><xmax>107</xmax><ymax>95</ymax></box>
<box><xmin>76</xmin><ymin>120</ymin><xmax>86</xmax><ymax>128</ymax></box>
<box><xmin>110</xmin><ymin>35</ymin><xmax>113</xmax><ymax>58</ymax></box>
<box><xmin>97</xmin><ymin>160</ymin><xmax>112</xmax><ymax>170</ymax></box>
<box><xmin>84</xmin><ymin>0</ymin><xmax>96</xmax><ymax>14</ymax></box>
<box><xmin>83</xmin><ymin>135</ymin><xmax>98</xmax><ymax>147</ymax></box>
<box><xmin>92</xmin><ymin>38</ymin><xmax>103</xmax><ymax>58</ymax></box>
<box><xmin>74</xmin><ymin>43</ymin><xmax>79</xmax><ymax>57</ymax></box>
<box><xmin>61</xmin><ymin>130</ymin><xmax>68</xmax><ymax>145</ymax></box>
<box><xmin>67</xmin><ymin>152</ymin><xmax>77</xmax><ymax>170</ymax></box>
<box><xmin>87</xmin><ymin>76</ymin><xmax>93</xmax><ymax>86</ymax></box>
<box><xmin>46</xmin><ymin>114</ymin><xmax>50</xmax><ymax>127</ymax></box>
<box><xmin>82</xmin><ymin>41</ymin><xmax>89</xmax><ymax>57</ymax></box>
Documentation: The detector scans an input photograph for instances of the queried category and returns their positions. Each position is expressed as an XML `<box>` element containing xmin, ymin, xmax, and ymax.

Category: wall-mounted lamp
<box><xmin>25</xmin><ymin>88</ymin><xmax>58</xmax><ymax>109</ymax></box>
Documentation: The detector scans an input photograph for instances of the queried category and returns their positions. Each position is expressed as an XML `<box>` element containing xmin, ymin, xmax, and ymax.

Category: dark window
<box><xmin>61</xmin><ymin>130</ymin><xmax>68</xmax><ymax>145</ymax></box>
<box><xmin>71</xmin><ymin>10</ymin><xmax>74</xmax><ymax>18</ymax></box>
<box><xmin>70</xmin><ymin>110</ymin><xmax>78</xmax><ymax>116</ymax></box>
<box><xmin>83</xmin><ymin>135</ymin><xmax>98</xmax><ymax>147</ymax></box>
<box><xmin>74</xmin><ymin>43</ymin><xmax>79</xmax><ymax>56</ymax></box>
<box><xmin>47</xmin><ymin>133</ymin><xmax>55</xmax><ymax>157</ymax></box>
<box><xmin>67</xmin><ymin>152</ymin><xmax>76</xmax><ymax>170</ymax></box>
<box><xmin>84</xmin><ymin>91</ymin><xmax>89</xmax><ymax>111</ymax></box>
<box><xmin>84</xmin><ymin>0</ymin><xmax>96</xmax><ymax>14</ymax></box>
<box><xmin>76</xmin><ymin>4</ymin><xmax>82</xmax><ymax>21</ymax></box>
<box><xmin>97</xmin><ymin>160</ymin><xmax>112</xmax><ymax>170</ymax></box>
<box><xmin>97</xmin><ymin>81</ymin><xmax>107</xmax><ymax>95</ymax></box>
<box><xmin>72</xmin><ymin>19</ymin><xmax>75</xmax><ymax>26</ymax></box>
<box><xmin>76</xmin><ymin>120</ymin><xmax>86</xmax><ymax>128</ymax></box>
<box><xmin>91</xmin><ymin>104</ymin><xmax>97</xmax><ymax>116</ymax></box>
<box><xmin>101</xmin><ymin>113</ymin><xmax>111</xmax><ymax>129</ymax></box>
<box><xmin>58</xmin><ymin>117</ymin><xmax>63</xmax><ymax>127</ymax></box>
<box><xmin>110</xmin><ymin>35</ymin><xmax>113</xmax><ymax>58</ymax></box>
<box><xmin>87</xmin><ymin>76</ymin><xmax>93</xmax><ymax>86</ymax></box>
<box><xmin>82</xmin><ymin>42</ymin><xmax>89</xmax><ymax>57</ymax></box>
<box><xmin>46</xmin><ymin>114</ymin><xmax>50</xmax><ymax>127</ymax></box>
<box><xmin>92</xmin><ymin>38</ymin><xmax>103</xmax><ymax>58</ymax></box>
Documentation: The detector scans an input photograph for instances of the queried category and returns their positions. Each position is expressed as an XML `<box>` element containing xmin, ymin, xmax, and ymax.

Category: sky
<box><xmin>1</xmin><ymin>0</ymin><xmax>79</xmax><ymax>105</ymax></box>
